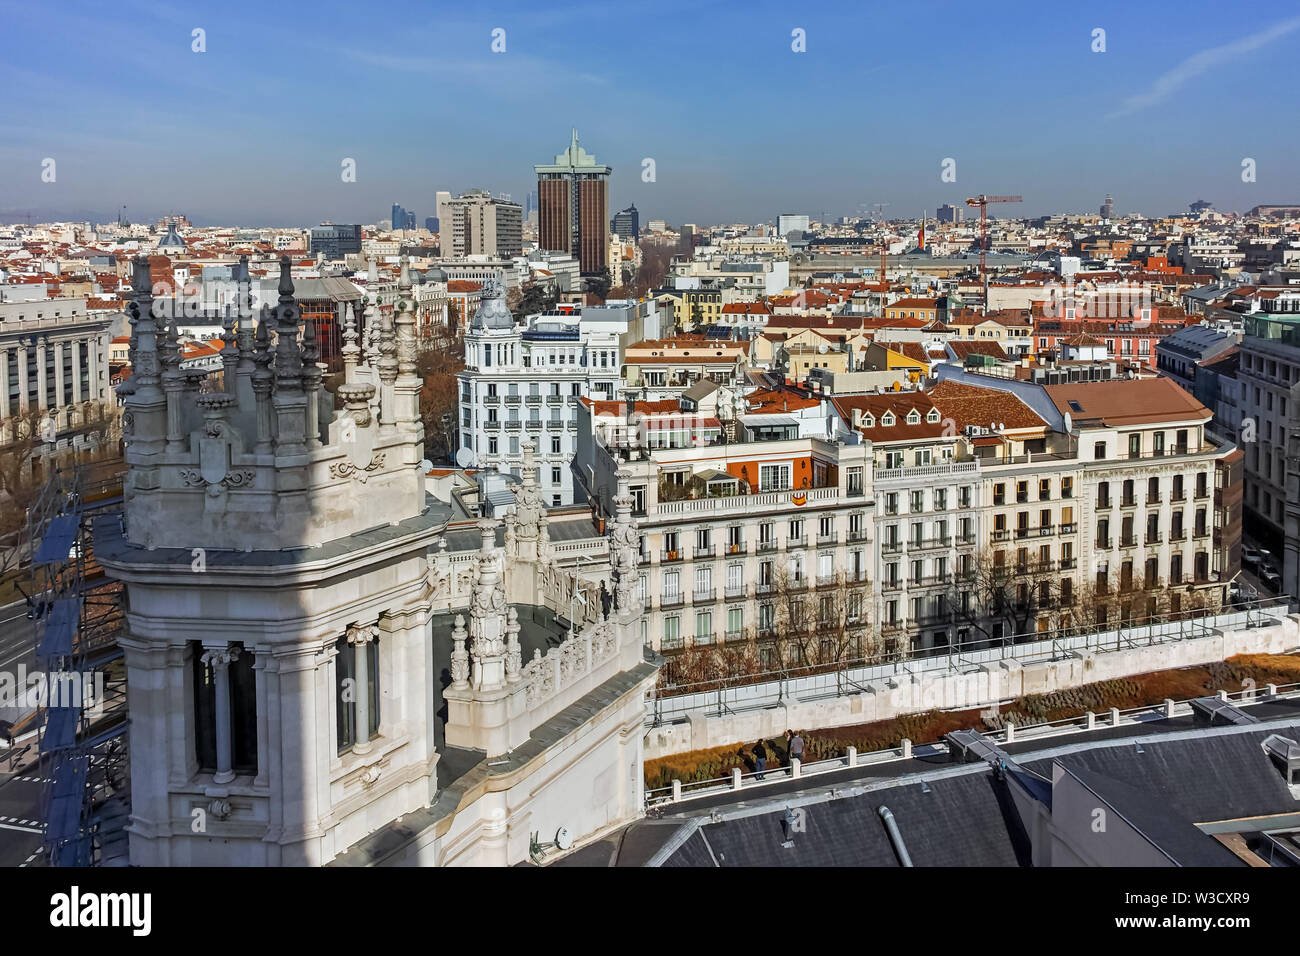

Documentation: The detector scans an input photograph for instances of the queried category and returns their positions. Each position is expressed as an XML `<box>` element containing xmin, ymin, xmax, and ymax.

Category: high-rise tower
<box><xmin>535</xmin><ymin>129</ymin><xmax>611</xmax><ymax>277</ymax></box>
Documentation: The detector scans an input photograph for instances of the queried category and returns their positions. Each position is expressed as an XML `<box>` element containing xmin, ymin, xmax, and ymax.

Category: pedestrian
<box><xmin>789</xmin><ymin>730</ymin><xmax>804</xmax><ymax>766</ymax></box>
<box><xmin>752</xmin><ymin>739</ymin><xmax>768</xmax><ymax>779</ymax></box>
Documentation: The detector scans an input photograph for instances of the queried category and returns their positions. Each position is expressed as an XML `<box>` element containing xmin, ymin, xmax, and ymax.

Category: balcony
<box><xmin>1096</xmin><ymin>537</ymin><xmax>1112</xmax><ymax>549</ymax></box>
<box><xmin>1148</xmin><ymin>493</ymin><xmax>1162</xmax><ymax>505</ymax></box>
<box><xmin>915</xmin><ymin>574</ymin><xmax>953</xmax><ymax>588</ymax></box>
<box><xmin>848</xmin><ymin>529</ymin><xmax>868</xmax><ymax>542</ymax></box>
<box><xmin>504</xmin><ymin>420</ymin><xmax>521</xmax><ymax>431</ymax></box>
<box><xmin>1096</xmin><ymin>497</ymin><xmax>1111</xmax><ymax>509</ymax></box>
<box><xmin>483</xmin><ymin>421</ymin><xmax>501</xmax><ymax>432</ymax></box>
<box><xmin>503</xmin><ymin>394</ymin><xmax>521</xmax><ymax>406</ymax></box>
<box><xmin>724</xmin><ymin>542</ymin><xmax>747</xmax><ymax>556</ymax></box>
<box><xmin>959</xmin><ymin>532</ymin><xmax>977</xmax><ymax>545</ymax></box>
<box><xmin>692</xmin><ymin>632</ymin><xmax>715</xmax><ymax>646</ymax></box>
<box><xmin>883</xmin><ymin>579</ymin><xmax>903</xmax><ymax>592</ymax></box>
<box><xmin>1194</xmin><ymin>488</ymin><xmax>1210</xmax><ymax>500</ymax></box>
<box><xmin>1120</xmin><ymin>496</ymin><xmax>1137</xmax><ymax>508</ymax></box>
<box><xmin>524</xmin><ymin>394</ymin><xmax>542</xmax><ymax>406</ymax></box>
<box><xmin>693</xmin><ymin>545</ymin><xmax>714</xmax><ymax>559</ymax></box>
<box><xmin>525</xmin><ymin>420</ymin><xmax>543</xmax><ymax>431</ymax></box>
<box><xmin>660</xmin><ymin>591</ymin><xmax>685</xmax><ymax>609</ymax></box>
<box><xmin>817</xmin><ymin>533</ymin><xmax>838</xmax><ymax>546</ymax></box>
<box><xmin>757</xmin><ymin>539</ymin><xmax>777</xmax><ymax>553</ymax></box>
<box><xmin>1194</xmin><ymin>526</ymin><xmax>1209</xmax><ymax>538</ymax></box>
<box><xmin>693</xmin><ymin>588</ymin><xmax>715</xmax><ymax>604</ymax></box>
<box><xmin>883</xmin><ymin>540</ymin><xmax>903</xmax><ymax>554</ymax></box>
<box><xmin>566</xmin><ymin>421</ymin><xmax>577</xmax><ymax>431</ymax></box>
<box><xmin>724</xmin><ymin>629</ymin><xmax>743</xmax><ymax>643</ymax></box>
<box><xmin>545</xmin><ymin>394</ymin><xmax>565</xmax><ymax>406</ymax></box>
<box><xmin>1171</xmin><ymin>490</ymin><xmax>1185</xmax><ymax>502</ymax></box>
<box><xmin>991</xmin><ymin>529</ymin><xmax>1010</xmax><ymax>542</ymax></box>
<box><xmin>786</xmin><ymin>536</ymin><xmax>808</xmax><ymax>549</ymax></box>
<box><xmin>1145</xmin><ymin>532</ymin><xmax>1162</xmax><ymax>545</ymax></box>
<box><xmin>724</xmin><ymin>584</ymin><xmax>746</xmax><ymax>600</ymax></box>
<box><xmin>483</xmin><ymin>394</ymin><xmax>500</xmax><ymax>405</ymax></box>
<box><xmin>756</xmin><ymin>581</ymin><xmax>776</xmax><ymax>595</ymax></box>
<box><xmin>1060</xmin><ymin>523</ymin><xmax>1077</xmax><ymax>534</ymax></box>
<box><xmin>660</xmin><ymin>549</ymin><xmax>684</xmax><ymax>563</ymax></box>
<box><xmin>1015</xmin><ymin>528</ymin><xmax>1030</xmax><ymax>540</ymax></box>
<box><xmin>817</xmin><ymin>574</ymin><xmax>838</xmax><ymax>589</ymax></box>
<box><xmin>653</xmin><ymin>485</ymin><xmax>843</xmax><ymax>519</ymax></box>
<box><xmin>920</xmin><ymin>536</ymin><xmax>952</xmax><ymax>549</ymax></box>
<box><xmin>1120</xmin><ymin>536</ymin><xmax>1137</xmax><ymax>548</ymax></box>
<box><xmin>1060</xmin><ymin>558</ymin><xmax>1077</xmax><ymax>570</ymax></box>
<box><xmin>1170</xmin><ymin>529</ymin><xmax>1186</xmax><ymax>541</ymax></box>
<box><xmin>1037</xmin><ymin>525</ymin><xmax>1054</xmax><ymax>537</ymax></box>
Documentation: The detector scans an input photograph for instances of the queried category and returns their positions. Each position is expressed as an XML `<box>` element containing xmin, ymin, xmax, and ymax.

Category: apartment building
<box><xmin>1236</xmin><ymin>304</ymin><xmax>1300</xmax><ymax>594</ymax></box>
<box><xmin>573</xmin><ymin>370</ymin><xmax>1239</xmax><ymax>661</ymax></box>
<box><xmin>457</xmin><ymin>285</ymin><xmax>653</xmax><ymax>505</ymax></box>
<box><xmin>438</xmin><ymin>190</ymin><xmax>523</xmax><ymax>259</ymax></box>
<box><xmin>0</xmin><ymin>297</ymin><xmax>116</xmax><ymax>447</ymax></box>
<box><xmin>574</xmin><ymin>388</ymin><xmax>873</xmax><ymax>660</ymax></box>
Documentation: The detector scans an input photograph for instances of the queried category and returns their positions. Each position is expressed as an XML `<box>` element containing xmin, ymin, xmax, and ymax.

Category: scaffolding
<box><xmin>24</xmin><ymin>465</ymin><xmax>128</xmax><ymax>866</ymax></box>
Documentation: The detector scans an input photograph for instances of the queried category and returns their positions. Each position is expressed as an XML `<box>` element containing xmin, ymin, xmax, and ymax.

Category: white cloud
<box><xmin>1108</xmin><ymin>15</ymin><xmax>1300</xmax><ymax>118</ymax></box>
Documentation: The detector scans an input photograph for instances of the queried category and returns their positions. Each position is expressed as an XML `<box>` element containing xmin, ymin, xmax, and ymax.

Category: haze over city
<box><xmin>2</xmin><ymin>0</ymin><xmax>1298</xmax><ymax>226</ymax></box>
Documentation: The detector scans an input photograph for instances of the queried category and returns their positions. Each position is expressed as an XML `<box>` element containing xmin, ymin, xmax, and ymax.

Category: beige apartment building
<box><xmin>573</xmin><ymin>369</ymin><xmax>1240</xmax><ymax>663</ymax></box>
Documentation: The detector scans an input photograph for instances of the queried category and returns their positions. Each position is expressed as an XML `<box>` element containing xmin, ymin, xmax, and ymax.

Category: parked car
<box><xmin>1259</xmin><ymin>567</ymin><xmax>1283</xmax><ymax>592</ymax></box>
<box><xmin>1242</xmin><ymin>546</ymin><xmax>1266</xmax><ymax>569</ymax></box>
<box><xmin>1230</xmin><ymin>580</ymin><xmax>1259</xmax><ymax>605</ymax></box>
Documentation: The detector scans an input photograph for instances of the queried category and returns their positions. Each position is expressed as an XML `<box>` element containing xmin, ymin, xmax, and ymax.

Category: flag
<box><xmin>918</xmin><ymin>224</ymin><xmax>925</xmax><ymax>249</ymax></box>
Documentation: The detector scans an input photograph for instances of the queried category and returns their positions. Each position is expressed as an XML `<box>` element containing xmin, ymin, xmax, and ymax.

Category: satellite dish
<box><xmin>555</xmin><ymin>826</ymin><xmax>573</xmax><ymax>851</ymax></box>
<box><xmin>419</xmin><ymin>458</ymin><xmax>433</xmax><ymax>472</ymax></box>
<box><xmin>455</xmin><ymin>447</ymin><xmax>477</xmax><ymax>469</ymax></box>
<box><xmin>1063</xmin><ymin>412</ymin><xmax>1073</xmax><ymax>432</ymax></box>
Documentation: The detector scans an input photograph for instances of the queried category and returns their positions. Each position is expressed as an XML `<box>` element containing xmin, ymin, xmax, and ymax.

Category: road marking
<box><xmin>0</xmin><ymin>821</ymin><xmax>43</xmax><ymax>833</ymax></box>
<box><xmin>20</xmin><ymin>848</ymin><xmax>41</xmax><ymax>867</ymax></box>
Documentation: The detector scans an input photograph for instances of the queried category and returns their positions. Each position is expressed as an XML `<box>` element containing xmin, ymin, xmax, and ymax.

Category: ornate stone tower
<box><xmin>99</xmin><ymin>257</ymin><xmax>657</xmax><ymax>867</ymax></box>
<box><xmin>98</xmin><ymin>255</ymin><xmax>446</xmax><ymax>865</ymax></box>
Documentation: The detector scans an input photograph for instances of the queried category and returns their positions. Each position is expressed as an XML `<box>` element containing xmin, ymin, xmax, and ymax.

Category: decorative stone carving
<box><xmin>450</xmin><ymin>614</ymin><xmax>469</xmax><ymax>688</ymax></box>
<box><xmin>506</xmin><ymin>606</ymin><xmax>522</xmax><ymax>683</ymax></box>
<box><xmin>346</xmin><ymin>622</ymin><xmax>378</xmax><ymax>646</ymax></box>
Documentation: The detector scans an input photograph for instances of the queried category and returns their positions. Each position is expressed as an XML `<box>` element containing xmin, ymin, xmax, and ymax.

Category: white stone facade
<box><xmin>99</xmin><ymin>255</ymin><xmax>656</xmax><ymax>867</ymax></box>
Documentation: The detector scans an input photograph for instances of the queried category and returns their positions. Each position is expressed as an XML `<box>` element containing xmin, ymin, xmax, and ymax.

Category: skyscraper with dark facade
<box><xmin>535</xmin><ymin>130</ymin><xmax>611</xmax><ymax>276</ymax></box>
<box><xmin>611</xmin><ymin>204</ymin><xmax>639</xmax><ymax>241</ymax></box>
<box><xmin>309</xmin><ymin>222</ymin><xmax>362</xmax><ymax>260</ymax></box>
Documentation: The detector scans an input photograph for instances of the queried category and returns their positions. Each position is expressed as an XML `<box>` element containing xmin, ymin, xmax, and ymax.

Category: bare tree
<box><xmin>941</xmin><ymin>546</ymin><xmax>1064</xmax><ymax>646</ymax></box>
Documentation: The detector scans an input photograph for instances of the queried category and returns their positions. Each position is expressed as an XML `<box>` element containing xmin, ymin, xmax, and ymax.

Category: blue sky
<box><xmin>1</xmin><ymin>0</ymin><xmax>1297</xmax><ymax>227</ymax></box>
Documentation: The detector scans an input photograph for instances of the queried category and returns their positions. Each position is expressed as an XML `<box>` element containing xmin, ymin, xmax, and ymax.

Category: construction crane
<box><xmin>965</xmin><ymin>194</ymin><xmax>1022</xmax><ymax>301</ymax></box>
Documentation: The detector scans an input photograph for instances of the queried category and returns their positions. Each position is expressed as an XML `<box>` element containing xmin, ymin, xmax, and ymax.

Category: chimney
<box><xmin>852</xmin><ymin>408</ymin><xmax>863</xmax><ymax>428</ymax></box>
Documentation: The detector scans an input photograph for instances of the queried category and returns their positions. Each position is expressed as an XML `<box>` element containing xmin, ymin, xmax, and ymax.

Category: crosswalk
<box><xmin>0</xmin><ymin>814</ymin><xmax>44</xmax><ymax>831</ymax></box>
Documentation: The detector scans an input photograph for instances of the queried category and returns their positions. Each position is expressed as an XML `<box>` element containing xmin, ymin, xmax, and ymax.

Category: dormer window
<box><xmin>862</xmin><ymin>413</ymin><xmax>875</xmax><ymax>427</ymax></box>
<box><xmin>881</xmin><ymin>411</ymin><xmax>896</xmax><ymax>427</ymax></box>
<box><xmin>906</xmin><ymin>409</ymin><xmax>921</xmax><ymax>425</ymax></box>
<box><xmin>926</xmin><ymin>408</ymin><xmax>941</xmax><ymax>423</ymax></box>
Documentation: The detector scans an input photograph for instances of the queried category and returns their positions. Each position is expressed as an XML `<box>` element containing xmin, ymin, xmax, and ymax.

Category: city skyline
<box><xmin>2</xmin><ymin>0</ymin><xmax>1298</xmax><ymax>227</ymax></box>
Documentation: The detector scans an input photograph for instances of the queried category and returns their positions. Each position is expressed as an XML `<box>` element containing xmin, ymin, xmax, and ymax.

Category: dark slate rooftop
<box><xmin>554</xmin><ymin>705</ymin><xmax>1300</xmax><ymax>868</ymax></box>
